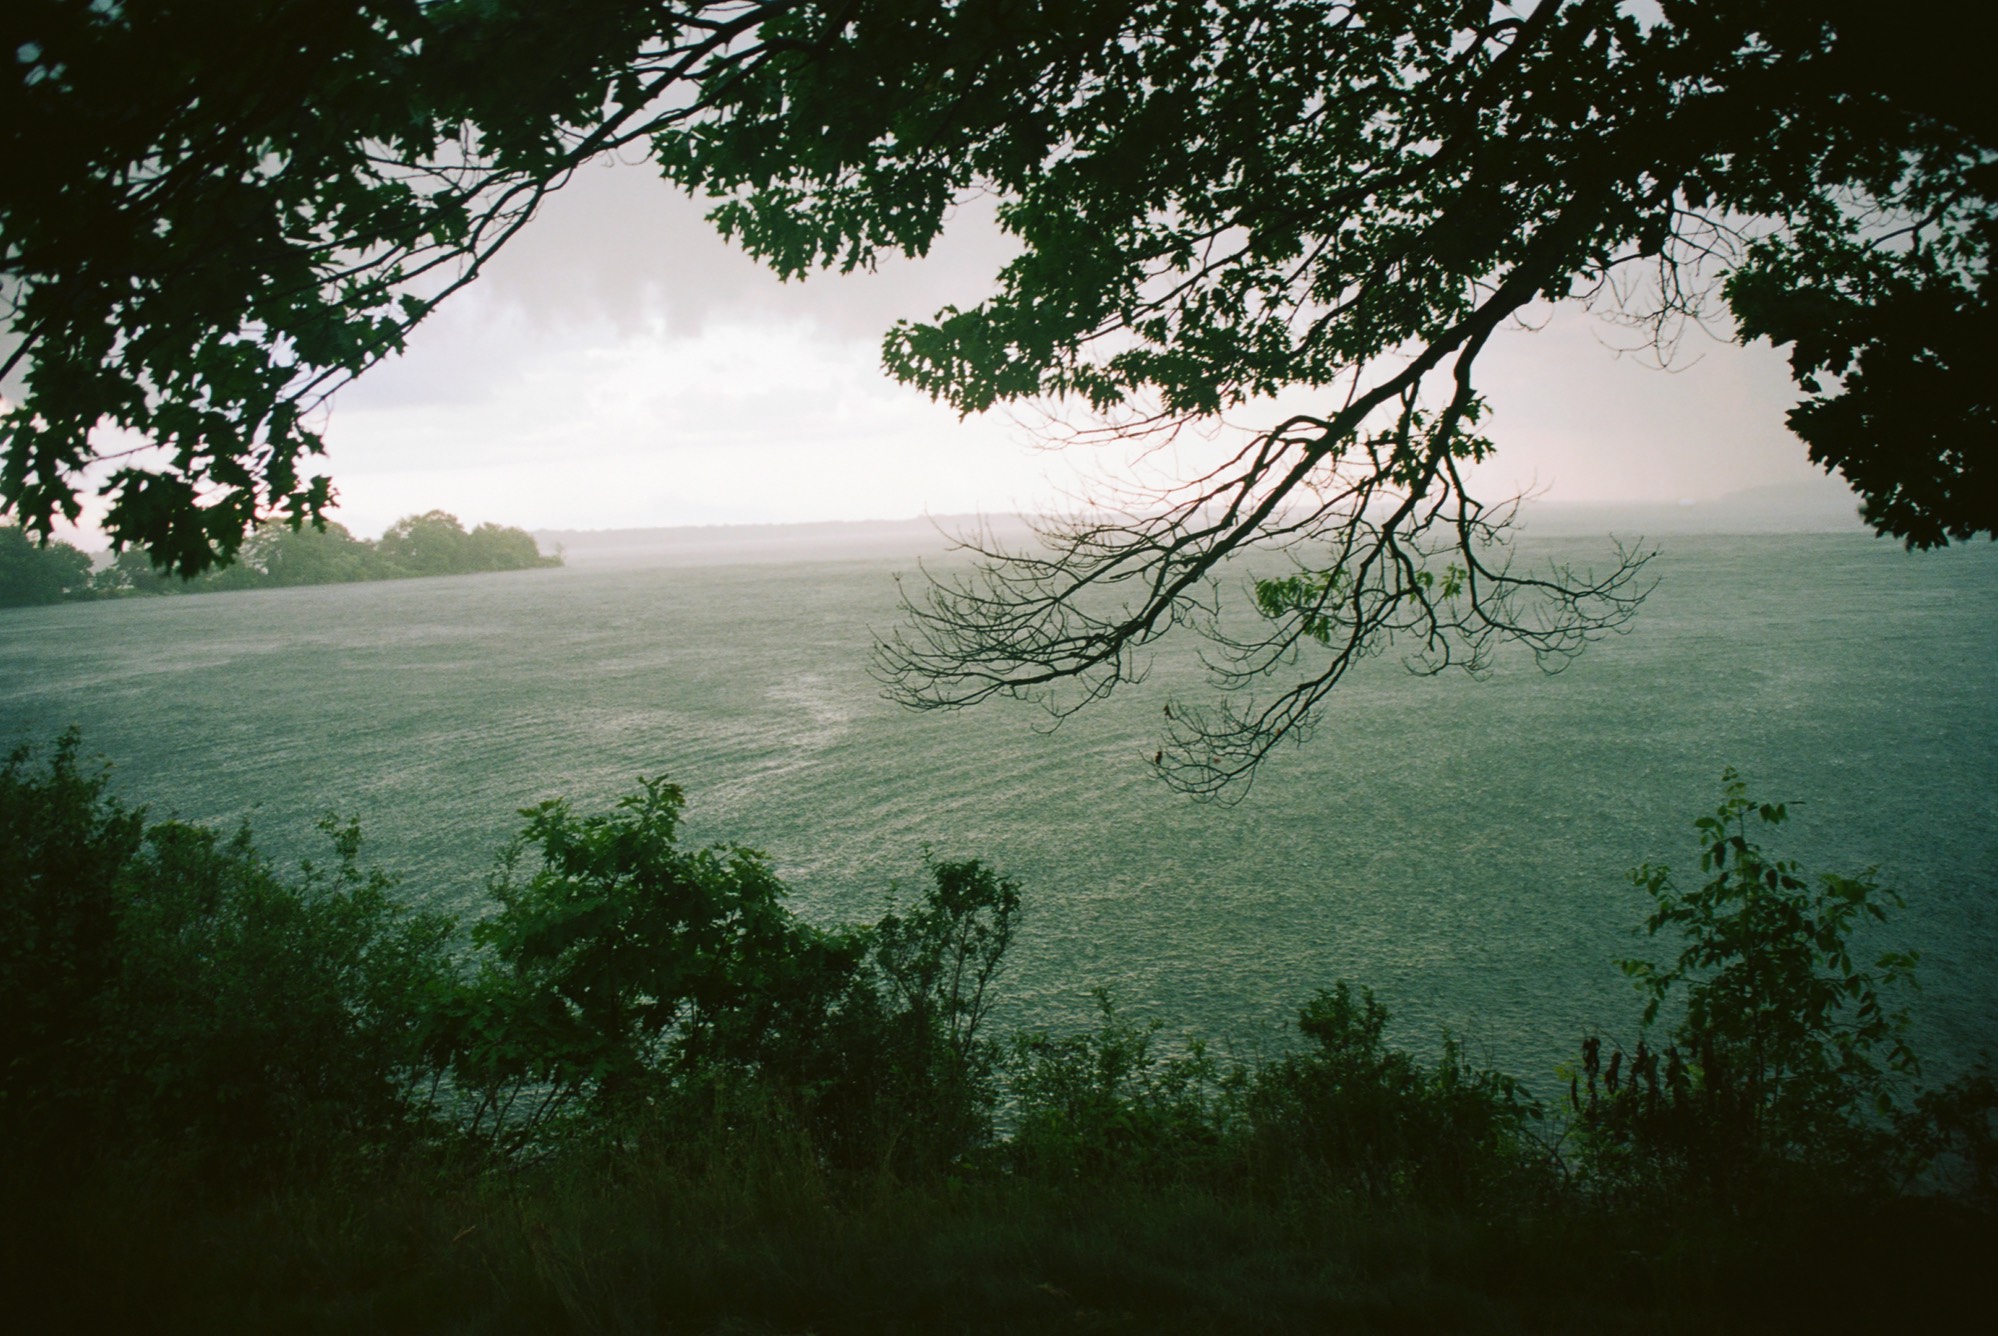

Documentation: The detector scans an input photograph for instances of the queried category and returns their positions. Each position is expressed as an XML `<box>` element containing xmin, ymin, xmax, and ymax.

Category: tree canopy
<box><xmin>3</xmin><ymin>0</ymin><xmax>782</xmax><ymax>571</ymax></box>
<box><xmin>0</xmin><ymin>522</ymin><xmax>90</xmax><ymax>606</ymax></box>
<box><xmin>0</xmin><ymin>510</ymin><xmax>557</xmax><ymax>603</ymax></box>
<box><xmin>4</xmin><ymin>1</ymin><xmax>1991</xmax><ymax>790</ymax></box>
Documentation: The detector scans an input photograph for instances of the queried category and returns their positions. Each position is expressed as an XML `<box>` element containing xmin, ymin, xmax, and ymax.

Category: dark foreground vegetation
<box><xmin>3</xmin><ymin>735</ymin><xmax>1992</xmax><ymax>1334</ymax></box>
<box><xmin>0</xmin><ymin>510</ymin><xmax>557</xmax><ymax>607</ymax></box>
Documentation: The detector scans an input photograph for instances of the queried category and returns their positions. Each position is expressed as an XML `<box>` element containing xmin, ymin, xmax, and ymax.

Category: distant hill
<box><xmin>534</xmin><ymin>515</ymin><xmax>1041</xmax><ymax>567</ymax></box>
<box><xmin>535</xmin><ymin>481</ymin><xmax>1878</xmax><ymax>571</ymax></box>
<box><xmin>1510</xmin><ymin>475</ymin><xmax>1869</xmax><ymax>538</ymax></box>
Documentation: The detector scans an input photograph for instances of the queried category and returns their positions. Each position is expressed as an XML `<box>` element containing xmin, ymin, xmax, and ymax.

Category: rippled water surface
<box><xmin>3</xmin><ymin>529</ymin><xmax>1993</xmax><ymax>1087</ymax></box>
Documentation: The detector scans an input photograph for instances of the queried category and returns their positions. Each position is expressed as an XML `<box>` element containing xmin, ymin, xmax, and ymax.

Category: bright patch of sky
<box><xmin>50</xmin><ymin>155</ymin><xmax>1858</xmax><ymax>544</ymax></box>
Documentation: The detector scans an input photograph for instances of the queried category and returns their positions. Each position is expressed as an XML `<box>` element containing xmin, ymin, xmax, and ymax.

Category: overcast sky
<box><xmin>58</xmin><ymin>155</ymin><xmax>1858</xmax><ymax>543</ymax></box>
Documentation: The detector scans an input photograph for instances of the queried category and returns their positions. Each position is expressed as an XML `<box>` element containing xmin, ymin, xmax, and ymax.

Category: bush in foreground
<box><xmin>2</xmin><ymin>736</ymin><xmax>1993</xmax><ymax>1331</ymax></box>
<box><xmin>0</xmin><ymin>734</ymin><xmax>1018</xmax><ymax>1182</ymax></box>
<box><xmin>0</xmin><ymin>732</ymin><xmax>455</xmax><ymax>1174</ymax></box>
<box><xmin>1569</xmin><ymin>769</ymin><xmax>1996</xmax><ymax>1203</ymax></box>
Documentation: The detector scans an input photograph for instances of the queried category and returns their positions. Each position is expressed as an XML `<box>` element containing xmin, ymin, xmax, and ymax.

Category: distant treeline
<box><xmin>0</xmin><ymin>510</ymin><xmax>559</xmax><ymax>607</ymax></box>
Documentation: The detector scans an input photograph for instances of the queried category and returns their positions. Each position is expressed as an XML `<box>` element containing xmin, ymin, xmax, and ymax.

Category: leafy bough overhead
<box><xmin>666</xmin><ymin>0</ymin><xmax>1991</xmax><ymax>794</ymax></box>
<box><xmin>1</xmin><ymin>0</ymin><xmax>804</xmax><ymax>574</ymax></box>
<box><xmin>5</xmin><ymin>2</ymin><xmax>1991</xmax><ymax>792</ymax></box>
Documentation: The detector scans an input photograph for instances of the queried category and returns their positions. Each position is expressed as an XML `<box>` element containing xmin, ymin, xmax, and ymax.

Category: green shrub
<box><xmin>0</xmin><ymin>731</ymin><xmax>143</xmax><ymax>1143</ymax></box>
<box><xmin>437</xmin><ymin>781</ymin><xmax>1020</xmax><ymax>1169</ymax></box>
<box><xmin>860</xmin><ymin>855</ymin><xmax>1020</xmax><ymax>1166</ymax></box>
<box><xmin>1248</xmin><ymin>982</ymin><xmax>1542</xmax><ymax>1205</ymax></box>
<box><xmin>110</xmin><ymin>816</ymin><xmax>457</xmax><ymax>1154</ymax></box>
<box><xmin>12</xmin><ymin>732</ymin><xmax>1988</xmax><ymax>1232</ymax></box>
<box><xmin>1571</xmin><ymin>769</ymin><xmax>1996</xmax><ymax>1200</ymax></box>
<box><xmin>435</xmin><ymin>777</ymin><xmax>865</xmax><ymax>1152</ymax></box>
<box><xmin>1008</xmin><ymin>989</ymin><xmax>1246</xmax><ymax>1180</ymax></box>
<box><xmin>0</xmin><ymin>733</ymin><xmax>457</xmax><ymax>1174</ymax></box>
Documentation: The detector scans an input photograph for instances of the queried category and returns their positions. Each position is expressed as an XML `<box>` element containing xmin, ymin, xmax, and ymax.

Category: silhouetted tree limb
<box><xmin>1</xmin><ymin>1</ymin><xmax>801</xmax><ymax>573</ymax></box>
<box><xmin>4</xmin><ymin>2</ymin><xmax>1990</xmax><ymax>789</ymax></box>
<box><xmin>682</xmin><ymin>0</ymin><xmax>1988</xmax><ymax>792</ymax></box>
<box><xmin>875</xmin><ymin>350</ymin><xmax>1652</xmax><ymax>796</ymax></box>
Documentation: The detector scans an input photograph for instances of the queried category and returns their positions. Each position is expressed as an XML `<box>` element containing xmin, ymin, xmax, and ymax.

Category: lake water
<box><xmin>3</xmin><ymin>524</ymin><xmax>1994</xmax><ymax>1093</ymax></box>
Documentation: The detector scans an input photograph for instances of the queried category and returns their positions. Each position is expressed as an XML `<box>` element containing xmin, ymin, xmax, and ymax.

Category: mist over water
<box><xmin>3</xmin><ymin>526</ymin><xmax>1993</xmax><ymax>1092</ymax></box>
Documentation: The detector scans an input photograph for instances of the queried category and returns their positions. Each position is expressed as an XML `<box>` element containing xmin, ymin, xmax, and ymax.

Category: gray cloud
<box><xmin>340</xmin><ymin>158</ymin><xmax>1020</xmax><ymax>418</ymax></box>
<box><xmin>470</xmin><ymin>157</ymin><xmax>1019</xmax><ymax>341</ymax></box>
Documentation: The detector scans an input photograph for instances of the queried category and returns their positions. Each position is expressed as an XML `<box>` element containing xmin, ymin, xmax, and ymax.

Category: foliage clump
<box><xmin>0</xmin><ymin>731</ymin><xmax>456</xmax><ymax>1170</ymax></box>
<box><xmin>0</xmin><ymin>738</ymin><xmax>1990</xmax><ymax>1270</ymax></box>
<box><xmin>430</xmin><ymin>779</ymin><xmax>1020</xmax><ymax>1170</ymax></box>
<box><xmin>0</xmin><ymin>522</ymin><xmax>93</xmax><ymax>606</ymax></box>
<box><xmin>0</xmin><ymin>734</ymin><xmax>1021</xmax><ymax>1180</ymax></box>
<box><xmin>1008</xmin><ymin>988</ymin><xmax>1247</xmax><ymax>1182</ymax></box>
<box><xmin>100</xmin><ymin>510</ymin><xmax>562</xmax><ymax>597</ymax></box>
<box><xmin>1248</xmin><ymin>983</ymin><xmax>1542</xmax><ymax>1205</ymax></box>
<box><xmin>1570</xmin><ymin>770</ymin><xmax>1996</xmax><ymax>1202</ymax></box>
<box><xmin>0</xmin><ymin>510</ymin><xmax>559</xmax><ymax>608</ymax></box>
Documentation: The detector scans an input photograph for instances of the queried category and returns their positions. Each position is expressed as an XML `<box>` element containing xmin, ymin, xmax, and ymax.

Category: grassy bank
<box><xmin>14</xmin><ymin>1150</ymin><xmax>1994</xmax><ymax>1334</ymax></box>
